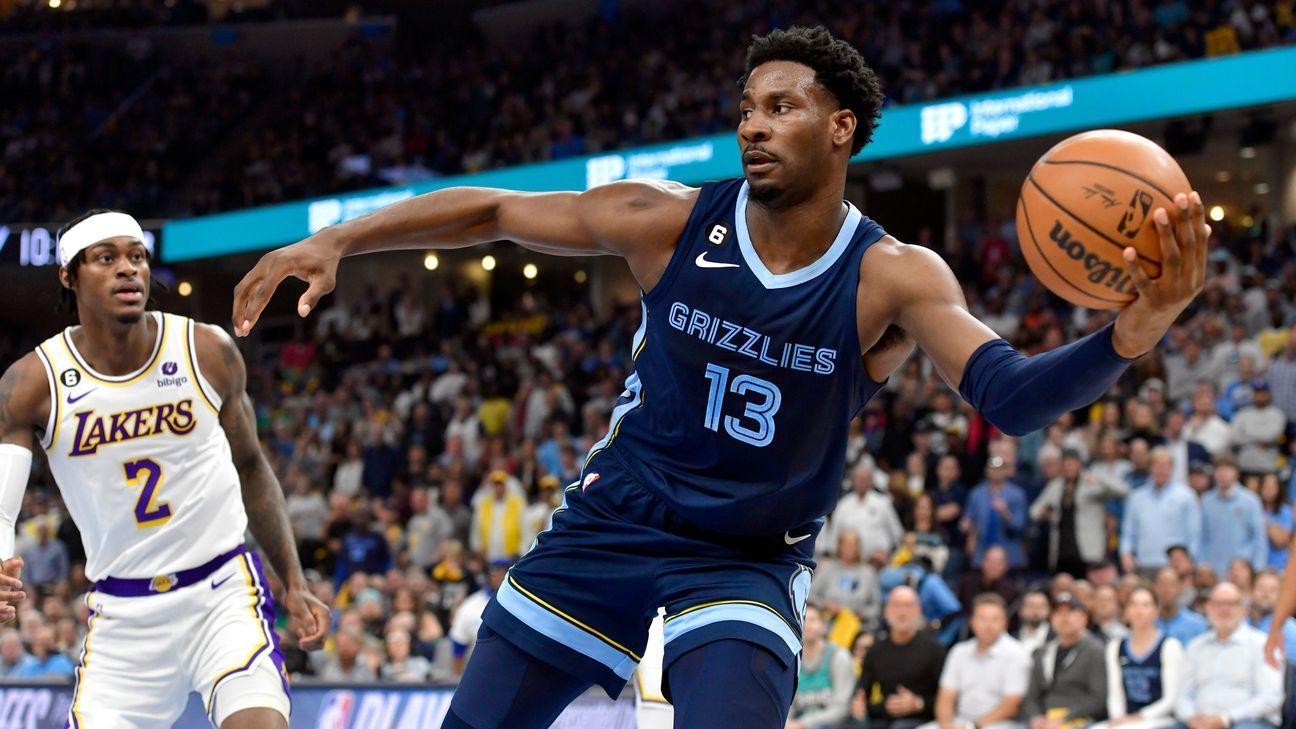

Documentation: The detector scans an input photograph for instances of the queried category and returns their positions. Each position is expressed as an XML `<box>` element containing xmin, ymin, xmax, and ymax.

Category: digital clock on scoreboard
<box><xmin>0</xmin><ymin>223</ymin><xmax>160</xmax><ymax>267</ymax></box>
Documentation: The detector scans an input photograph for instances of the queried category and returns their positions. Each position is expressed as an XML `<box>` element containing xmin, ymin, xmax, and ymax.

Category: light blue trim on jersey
<box><xmin>583</xmin><ymin>300</ymin><xmax>648</xmax><ymax>465</ymax></box>
<box><xmin>734</xmin><ymin>181</ymin><xmax>863</xmax><ymax>290</ymax></box>
<box><xmin>662</xmin><ymin>602</ymin><xmax>802</xmax><ymax>657</ymax></box>
<box><xmin>496</xmin><ymin>575</ymin><xmax>639</xmax><ymax>679</ymax></box>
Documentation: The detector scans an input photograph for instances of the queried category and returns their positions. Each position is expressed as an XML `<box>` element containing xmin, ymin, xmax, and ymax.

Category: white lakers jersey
<box><xmin>33</xmin><ymin>311</ymin><xmax>247</xmax><ymax>582</ymax></box>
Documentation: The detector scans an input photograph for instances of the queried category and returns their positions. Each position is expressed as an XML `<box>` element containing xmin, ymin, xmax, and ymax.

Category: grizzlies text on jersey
<box><xmin>589</xmin><ymin>178</ymin><xmax>888</xmax><ymax>535</ymax></box>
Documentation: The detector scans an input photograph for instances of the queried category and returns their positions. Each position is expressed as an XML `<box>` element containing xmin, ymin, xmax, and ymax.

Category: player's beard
<box><xmin>747</xmin><ymin>178</ymin><xmax>787</xmax><ymax>207</ymax></box>
<box><xmin>115</xmin><ymin>309</ymin><xmax>145</xmax><ymax>325</ymax></box>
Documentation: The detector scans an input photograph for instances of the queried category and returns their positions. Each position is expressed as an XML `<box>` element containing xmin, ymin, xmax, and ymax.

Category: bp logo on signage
<box><xmin>920</xmin><ymin>102</ymin><xmax>968</xmax><ymax>145</ymax></box>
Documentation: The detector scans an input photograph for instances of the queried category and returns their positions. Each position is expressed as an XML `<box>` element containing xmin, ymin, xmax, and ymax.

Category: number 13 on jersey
<box><xmin>702</xmin><ymin>363</ymin><xmax>782</xmax><ymax>447</ymax></box>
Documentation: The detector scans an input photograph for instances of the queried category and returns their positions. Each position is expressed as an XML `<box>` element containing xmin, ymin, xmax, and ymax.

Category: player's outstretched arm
<box><xmin>195</xmin><ymin>324</ymin><xmax>331</xmax><ymax>648</ymax></box>
<box><xmin>0</xmin><ymin>356</ymin><xmax>46</xmax><ymax>622</ymax></box>
<box><xmin>869</xmin><ymin>192</ymin><xmax>1206</xmax><ymax>436</ymax></box>
<box><xmin>231</xmin><ymin>180</ymin><xmax>696</xmax><ymax>336</ymax></box>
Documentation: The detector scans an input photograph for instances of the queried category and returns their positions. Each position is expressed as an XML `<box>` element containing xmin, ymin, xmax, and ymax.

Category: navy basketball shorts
<box><xmin>481</xmin><ymin>449</ymin><xmax>816</xmax><ymax>697</ymax></box>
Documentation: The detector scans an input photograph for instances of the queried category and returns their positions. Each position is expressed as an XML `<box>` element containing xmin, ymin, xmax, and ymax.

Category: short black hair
<box><xmin>744</xmin><ymin>25</ymin><xmax>884</xmax><ymax>155</ymax></box>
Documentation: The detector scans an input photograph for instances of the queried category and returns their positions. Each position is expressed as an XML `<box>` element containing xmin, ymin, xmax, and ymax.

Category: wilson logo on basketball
<box><xmin>1048</xmin><ymin>221</ymin><xmax>1134</xmax><ymax>294</ymax></box>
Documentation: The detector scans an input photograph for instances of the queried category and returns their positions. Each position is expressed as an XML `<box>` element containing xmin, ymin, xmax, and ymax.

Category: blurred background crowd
<box><xmin>0</xmin><ymin>0</ymin><xmax>1295</xmax><ymax>727</ymax></box>
<box><xmin>3</xmin><ymin>0</ymin><xmax>1294</xmax><ymax>220</ymax></box>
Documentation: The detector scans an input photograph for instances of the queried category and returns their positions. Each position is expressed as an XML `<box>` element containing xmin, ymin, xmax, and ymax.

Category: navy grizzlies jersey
<box><xmin>590</xmin><ymin>178</ymin><xmax>888</xmax><ymax>536</ymax></box>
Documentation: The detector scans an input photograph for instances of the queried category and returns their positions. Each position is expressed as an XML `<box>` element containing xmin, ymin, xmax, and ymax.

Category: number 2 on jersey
<box><xmin>123</xmin><ymin>458</ymin><xmax>172</xmax><ymax>528</ymax></box>
<box><xmin>702</xmin><ymin>363</ymin><xmax>782</xmax><ymax>447</ymax></box>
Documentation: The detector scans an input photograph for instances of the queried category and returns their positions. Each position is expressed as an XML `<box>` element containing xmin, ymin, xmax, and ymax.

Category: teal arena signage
<box><xmin>163</xmin><ymin>46</ymin><xmax>1296</xmax><ymax>261</ymax></box>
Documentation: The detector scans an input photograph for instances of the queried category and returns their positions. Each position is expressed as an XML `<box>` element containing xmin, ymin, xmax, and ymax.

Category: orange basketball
<box><xmin>1015</xmin><ymin>129</ymin><xmax>1192</xmax><ymax>310</ymax></box>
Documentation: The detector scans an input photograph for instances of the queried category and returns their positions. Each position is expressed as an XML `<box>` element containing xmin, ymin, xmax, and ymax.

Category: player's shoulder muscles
<box><xmin>862</xmin><ymin>236</ymin><xmax>967</xmax><ymax>322</ymax></box>
<box><xmin>862</xmin><ymin>236</ymin><xmax>997</xmax><ymax>385</ymax></box>
<box><xmin>575</xmin><ymin>180</ymin><xmax>699</xmax><ymax>256</ymax></box>
<box><xmin>191</xmin><ymin>322</ymin><xmax>245</xmax><ymax>402</ymax></box>
<box><xmin>0</xmin><ymin>353</ymin><xmax>50</xmax><ymax>446</ymax></box>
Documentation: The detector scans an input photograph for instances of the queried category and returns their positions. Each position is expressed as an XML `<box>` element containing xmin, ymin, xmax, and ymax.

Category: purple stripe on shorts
<box><xmin>248</xmin><ymin>551</ymin><xmax>291</xmax><ymax>697</ymax></box>
<box><xmin>205</xmin><ymin>553</ymin><xmax>276</xmax><ymax>717</ymax></box>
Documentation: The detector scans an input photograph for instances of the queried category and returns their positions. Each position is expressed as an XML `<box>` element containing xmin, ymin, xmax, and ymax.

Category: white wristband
<box><xmin>0</xmin><ymin>445</ymin><xmax>33</xmax><ymax>559</ymax></box>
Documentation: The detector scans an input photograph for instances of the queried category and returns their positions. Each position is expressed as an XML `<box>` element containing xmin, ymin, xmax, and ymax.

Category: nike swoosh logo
<box><xmin>66</xmin><ymin>390</ymin><xmax>96</xmax><ymax>405</ymax></box>
<box><xmin>695</xmin><ymin>252</ymin><xmax>740</xmax><ymax>269</ymax></box>
<box><xmin>784</xmin><ymin>532</ymin><xmax>812</xmax><ymax>545</ymax></box>
<box><xmin>211</xmin><ymin>574</ymin><xmax>234</xmax><ymax>590</ymax></box>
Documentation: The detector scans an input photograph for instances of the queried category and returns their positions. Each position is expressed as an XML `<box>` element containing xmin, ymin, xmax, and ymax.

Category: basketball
<box><xmin>1016</xmin><ymin>129</ymin><xmax>1193</xmax><ymax>310</ymax></box>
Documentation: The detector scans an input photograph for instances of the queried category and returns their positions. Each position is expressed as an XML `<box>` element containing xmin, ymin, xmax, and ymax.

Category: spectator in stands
<box><xmin>405</xmin><ymin>486</ymin><xmax>452</xmax><ymax>570</ymax></box>
<box><xmin>788</xmin><ymin>603</ymin><xmax>855</xmax><ymax>729</ymax></box>
<box><xmin>0</xmin><ymin>629</ymin><xmax>33</xmax><ymax>678</ymax></box>
<box><xmin>853</xmin><ymin>586</ymin><xmax>947</xmax><ymax>729</ymax></box>
<box><xmin>379</xmin><ymin>629</ymin><xmax>433</xmax><ymax>682</ymax></box>
<box><xmin>1265</xmin><ymin>325</ymin><xmax>1296</xmax><ymax>422</ymax></box>
<box><xmin>1230</xmin><ymin>380</ymin><xmax>1285</xmax><ymax>474</ymax></box>
<box><xmin>1257</xmin><ymin>473</ymin><xmax>1292</xmax><ymax>570</ymax></box>
<box><xmin>1175</xmin><ymin>582</ymin><xmax>1283</xmax><ymax>729</ymax></box>
<box><xmin>1091</xmin><ymin>584</ymin><xmax>1129</xmax><ymax>643</ymax></box>
<box><xmin>1199</xmin><ymin>455</ymin><xmax>1267</xmax><ymax>575</ymax></box>
<box><xmin>1185</xmin><ymin>385</ymin><xmax>1231</xmax><ymax>457</ymax></box>
<box><xmin>318</xmin><ymin>627</ymin><xmax>378</xmax><ymax>682</ymax></box>
<box><xmin>1213</xmin><ymin>322</ymin><xmax>1266</xmax><ymax>391</ymax></box>
<box><xmin>1228</xmin><ymin>558</ymin><xmax>1257</xmax><ymax>596</ymax></box>
<box><xmin>964</xmin><ymin>456</ymin><xmax>1029</xmax><ymax>570</ymax></box>
<box><xmin>440</xmin><ymin>479</ymin><xmax>473</xmax><ymax>547</ymax></box>
<box><xmin>521</xmin><ymin>475</ymin><xmax>561</xmax><ymax>548</ymax></box>
<box><xmin>957</xmin><ymin>545</ymin><xmax>1021</xmax><ymax>619</ymax></box>
<box><xmin>1186</xmin><ymin>458</ymin><xmax>1215</xmax><ymax>498</ymax></box>
<box><xmin>1016</xmin><ymin>589</ymin><xmax>1053</xmax><ymax>656</ymax></box>
<box><xmin>812</xmin><ymin>529</ymin><xmax>882</xmax><ymax>632</ymax></box>
<box><xmin>333</xmin><ymin>441</ymin><xmax>364</xmax><ymax>497</ymax></box>
<box><xmin>333</xmin><ymin>505</ymin><xmax>392</xmax><ymax>589</ymax></box>
<box><xmin>1247</xmin><ymin>569</ymin><xmax>1296</xmax><ymax>664</ymax></box>
<box><xmin>15</xmin><ymin>625</ymin><xmax>74</xmax><ymax>679</ymax></box>
<box><xmin>931</xmin><ymin>454</ymin><xmax>970</xmax><ymax>575</ymax></box>
<box><xmin>1124</xmin><ymin>438</ymin><xmax>1154</xmax><ymax>492</ymax></box>
<box><xmin>1099</xmin><ymin>586</ymin><xmax>1183</xmax><ymax>729</ymax></box>
<box><xmin>1022</xmin><ymin>592</ymin><xmax>1108</xmax><ymax>729</ymax></box>
<box><xmin>832</xmin><ymin>461</ymin><xmax>905</xmax><ymax>563</ymax></box>
<box><xmin>922</xmin><ymin>594</ymin><xmax>1030</xmax><ymax>729</ymax></box>
<box><xmin>1165</xmin><ymin>338</ymin><xmax>1218</xmax><ymax>404</ymax></box>
<box><xmin>901</xmin><ymin>493</ymin><xmax>951</xmax><ymax>575</ymax></box>
<box><xmin>285</xmin><ymin>468</ymin><xmax>328</xmax><ymax>544</ymax></box>
<box><xmin>22</xmin><ymin>520</ymin><xmax>69</xmax><ymax>590</ymax></box>
<box><xmin>449</xmin><ymin>559</ymin><xmax>508</xmax><ymax>674</ymax></box>
<box><xmin>882</xmin><ymin>560</ymin><xmax>966</xmax><ymax>647</ymax></box>
<box><xmin>1155</xmin><ymin>566</ymin><xmax>1208</xmax><ymax>646</ymax></box>
<box><xmin>470</xmin><ymin>469</ymin><xmax>527</xmax><ymax>562</ymax></box>
<box><xmin>1030</xmin><ymin>449</ymin><xmax>1129</xmax><ymax>577</ymax></box>
<box><xmin>1120</xmin><ymin>448</ymin><xmax>1202</xmax><ymax>576</ymax></box>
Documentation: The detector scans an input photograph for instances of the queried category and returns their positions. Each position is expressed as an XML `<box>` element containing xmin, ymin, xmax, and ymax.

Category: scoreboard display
<box><xmin>0</xmin><ymin>223</ymin><xmax>160</xmax><ymax>267</ymax></box>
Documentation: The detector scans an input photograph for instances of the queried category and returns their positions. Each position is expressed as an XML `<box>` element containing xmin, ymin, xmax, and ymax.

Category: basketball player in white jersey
<box><xmin>0</xmin><ymin>209</ymin><xmax>330</xmax><ymax>728</ymax></box>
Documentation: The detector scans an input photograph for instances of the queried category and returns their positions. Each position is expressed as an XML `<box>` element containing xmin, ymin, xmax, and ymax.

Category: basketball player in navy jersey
<box><xmin>233</xmin><ymin>26</ymin><xmax>1208</xmax><ymax>729</ymax></box>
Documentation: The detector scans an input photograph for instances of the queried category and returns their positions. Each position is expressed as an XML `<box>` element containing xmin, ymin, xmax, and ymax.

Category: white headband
<box><xmin>58</xmin><ymin>212</ymin><xmax>146</xmax><ymax>267</ymax></box>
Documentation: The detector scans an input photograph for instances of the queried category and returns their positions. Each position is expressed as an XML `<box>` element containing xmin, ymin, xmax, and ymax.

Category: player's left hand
<box><xmin>1113</xmin><ymin>191</ymin><xmax>1210</xmax><ymax>358</ymax></box>
<box><xmin>284</xmin><ymin>584</ymin><xmax>331</xmax><ymax>650</ymax></box>
<box><xmin>0</xmin><ymin>557</ymin><xmax>26</xmax><ymax>623</ymax></box>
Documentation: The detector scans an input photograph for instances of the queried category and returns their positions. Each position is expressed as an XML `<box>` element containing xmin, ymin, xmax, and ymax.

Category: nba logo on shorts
<box><xmin>315</xmin><ymin>690</ymin><xmax>355</xmax><ymax>729</ymax></box>
<box><xmin>920</xmin><ymin>102</ymin><xmax>968</xmax><ymax>144</ymax></box>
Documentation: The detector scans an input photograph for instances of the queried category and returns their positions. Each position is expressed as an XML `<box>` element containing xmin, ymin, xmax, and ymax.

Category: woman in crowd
<box><xmin>1099</xmin><ymin>586</ymin><xmax>1183</xmax><ymax>729</ymax></box>
<box><xmin>788</xmin><ymin>603</ymin><xmax>856</xmax><ymax>729</ymax></box>
<box><xmin>1259</xmin><ymin>472</ymin><xmax>1293</xmax><ymax>571</ymax></box>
